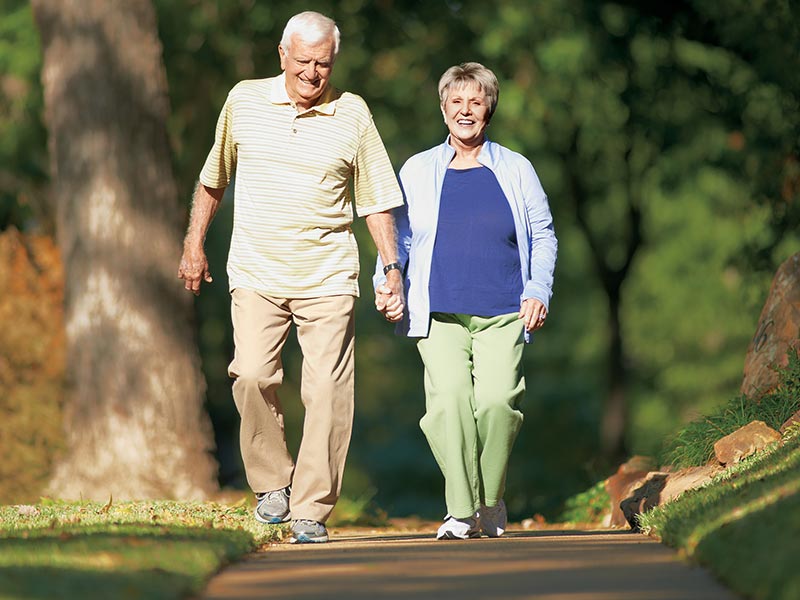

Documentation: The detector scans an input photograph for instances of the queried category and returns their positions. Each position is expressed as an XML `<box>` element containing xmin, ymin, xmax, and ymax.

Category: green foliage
<box><xmin>639</xmin><ymin>431</ymin><xmax>800</xmax><ymax>600</ymax></box>
<box><xmin>557</xmin><ymin>479</ymin><xmax>610</xmax><ymax>525</ymax></box>
<box><xmin>0</xmin><ymin>498</ymin><xmax>281</xmax><ymax>599</ymax></box>
<box><xmin>5</xmin><ymin>0</ymin><xmax>799</xmax><ymax>520</ymax></box>
<box><xmin>661</xmin><ymin>349</ymin><xmax>800</xmax><ymax>468</ymax></box>
<box><xmin>0</xmin><ymin>0</ymin><xmax>48</xmax><ymax>231</ymax></box>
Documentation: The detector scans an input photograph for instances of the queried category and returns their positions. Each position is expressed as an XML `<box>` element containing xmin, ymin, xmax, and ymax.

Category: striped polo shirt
<box><xmin>199</xmin><ymin>74</ymin><xmax>403</xmax><ymax>298</ymax></box>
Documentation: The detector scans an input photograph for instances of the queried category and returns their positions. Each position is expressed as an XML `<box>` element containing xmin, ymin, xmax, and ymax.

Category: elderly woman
<box><xmin>375</xmin><ymin>62</ymin><xmax>557</xmax><ymax>539</ymax></box>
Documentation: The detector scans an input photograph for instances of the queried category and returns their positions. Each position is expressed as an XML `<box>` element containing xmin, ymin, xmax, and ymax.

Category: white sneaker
<box><xmin>436</xmin><ymin>514</ymin><xmax>481</xmax><ymax>540</ymax></box>
<box><xmin>479</xmin><ymin>500</ymin><xmax>507</xmax><ymax>537</ymax></box>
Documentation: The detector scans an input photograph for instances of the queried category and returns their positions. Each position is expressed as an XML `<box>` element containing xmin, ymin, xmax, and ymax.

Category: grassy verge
<box><xmin>639</xmin><ymin>430</ymin><xmax>800</xmax><ymax>600</ymax></box>
<box><xmin>0</xmin><ymin>497</ymin><xmax>285</xmax><ymax>599</ymax></box>
<box><xmin>661</xmin><ymin>349</ymin><xmax>800</xmax><ymax>468</ymax></box>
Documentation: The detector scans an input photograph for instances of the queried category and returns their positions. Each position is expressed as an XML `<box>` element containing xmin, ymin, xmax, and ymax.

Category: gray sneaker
<box><xmin>290</xmin><ymin>519</ymin><xmax>329</xmax><ymax>543</ymax></box>
<box><xmin>479</xmin><ymin>500</ymin><xmax>507</xmax><ymax>537</ymax></box>
<box><xmin>254</xmin><ymin>486</ymin><xmax>291</xmax><ymax>524</ymax></box>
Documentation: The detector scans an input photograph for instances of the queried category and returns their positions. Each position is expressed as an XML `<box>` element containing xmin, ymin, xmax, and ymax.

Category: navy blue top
<box><xmin>429</xmin><ymin>166</ymin><xmax>523</xmax><ymax>317</ymax></box>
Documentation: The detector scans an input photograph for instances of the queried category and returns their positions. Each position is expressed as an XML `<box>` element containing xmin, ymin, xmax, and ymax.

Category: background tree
<box><xmin>2</xmin><ymin>0</ymin><xmax>797</xmax><ymax>518</ymax></box>
<box><xmin>30</xmin><ymin>0</ymin><xmax>218</xmax><ymax>500</ymax></box>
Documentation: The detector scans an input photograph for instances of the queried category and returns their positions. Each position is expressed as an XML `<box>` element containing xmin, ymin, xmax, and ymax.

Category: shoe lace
<box><xmin>265</xmin><ymin>489</ymin><xmax>285</xmax><ymax>502</ymax></box>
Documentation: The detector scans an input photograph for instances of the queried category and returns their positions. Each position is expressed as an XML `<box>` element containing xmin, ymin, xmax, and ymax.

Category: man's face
<box><xmin>279</xmin><ymin>34</ymin><xmax>335</xmax><ymax>110</ymax></box>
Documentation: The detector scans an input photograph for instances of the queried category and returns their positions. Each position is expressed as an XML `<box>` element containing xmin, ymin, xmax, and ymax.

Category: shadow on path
<box><xmin>203</xmin><ymin>528</ymin><xmax>737</xmax><ymax>600</ymax></box>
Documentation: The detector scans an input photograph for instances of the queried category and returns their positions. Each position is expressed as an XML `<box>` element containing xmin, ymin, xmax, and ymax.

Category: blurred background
<box><xmin>1</xmin><ymin>0</ymin><xmax>798</xmax><ymax>521</ymax></box>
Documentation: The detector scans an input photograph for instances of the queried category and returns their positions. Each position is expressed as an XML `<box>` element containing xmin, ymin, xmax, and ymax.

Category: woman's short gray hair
<box><xmin>281</xmin><ymin>11</ymin><xmax>340</xmax><ymax>57</ymax></box>
<box><xmin>438</xmin><ymin>62</ymin><xmax>500</xmax><ymax>118</ymax></box>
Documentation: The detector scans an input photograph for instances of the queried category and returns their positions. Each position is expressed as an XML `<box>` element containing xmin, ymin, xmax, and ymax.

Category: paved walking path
<box><xmin>202</xmin><ymin>525</ymin><xmax>735</xmax><ymax>599</ymax></box>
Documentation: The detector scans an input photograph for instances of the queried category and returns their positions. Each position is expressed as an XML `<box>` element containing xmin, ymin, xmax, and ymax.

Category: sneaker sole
<box><xmin>480</xmin><ymin>530</ymin><xmax>505</xmax><ymax>538</ymax></box>
<box><xmin>437</xmin><ymin>531</ymin><xmax>481</xmax><ymax>540</ymax></box>
<box><xmin>254</xmin><ymin>509</ymin><xmax>291</xmax><ymax>524</ymax></box>
<box><xmin>290</xmin><ymin>533</ymin><xmax>328</xmax><ymax>544</ymax></box>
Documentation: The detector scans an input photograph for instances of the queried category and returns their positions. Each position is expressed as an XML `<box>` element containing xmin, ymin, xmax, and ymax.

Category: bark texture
<box><xmin>32</xmin><ymin>0</ymin><xmax>218</xmax><ymax>500</ymax></box>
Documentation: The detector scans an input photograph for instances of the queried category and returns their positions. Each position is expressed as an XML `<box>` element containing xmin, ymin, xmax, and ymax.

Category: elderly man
<box><xmin>178</xmin><ymin>11</ymin><xmax>404</xmax><ymax>544</ymax></box>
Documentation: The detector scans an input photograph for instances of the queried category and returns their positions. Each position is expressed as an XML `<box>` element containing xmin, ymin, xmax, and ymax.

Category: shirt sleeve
<box><xmin>199</xmin><ymin>93</ymin><xmax>237</xmax><ymax>188</ymax></box>
<box><xmin>520</xmin><ymin>161</ymin><xmax>558</xmax><ymax>308</ymax></box>
<box><xmin>352</xmin><ymin>115</ymin><xmax>403</xmax><ymax>216</ymax></box>
<box><xmin>373</xmin><ymin>177</ymin><xmax>411</xmax><ymax>291</ymax></box>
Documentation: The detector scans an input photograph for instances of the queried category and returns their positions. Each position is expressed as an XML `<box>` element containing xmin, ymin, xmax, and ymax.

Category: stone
<box><xmin>779</xmin><ymin>409</ymin><xmax>800</xmax><ymax>435</ymax></box>
<box><xmin>620</xmin><ymin>464</ymin><xmax>722</xmax><ymax>531</ymax></box>
<box><xmin>605</xmin><ymin>456</ymin><xmax>656</xmax><ymax>528</ymax></box>
<box><xmin>620</xmin><ymin>472</ymin><xmax>669</xmax><ymax>531</ymax></box>
<box><xmin>659</xmin><ymin>464</ymin><xmax>723</xmax><ymax>501</ymax></box>
<box><xmin>713</xmin><ymin>420</ymin><xmax>782</xmax><ymax>466</ymax></box>
<box><xmin>740</xmin><ymin>252</ymin><xmax>800</xmax><ymax>400</ymax></box>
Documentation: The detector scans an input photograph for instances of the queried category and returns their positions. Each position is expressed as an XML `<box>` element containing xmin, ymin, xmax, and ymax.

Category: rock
<box><xmin>605</xmin><ymin>456</ymin><xmax>656</xmax><ymax>528</ymax></box>
<box><xmin>620</xmin><ymin>464</ymin><xmax>722</xmax><ymax>531</ymax></box>
<box><xmin>740</xmin><ymin>252</ymin><xmax>800</xmax><ymax>400</ymax></box>
<box><xmin>713</xmin><ymin>420</ymin><xmax>781</xmax><ymax>466</ymax></box>
<box><xmin>659</xmin><ymin>464</ymin><xmax>724</xmax><ymax>501</ymax></box>
<box><xmin>779</xmin><ymin>409</ymin><xmax>800</xmax><ymax>435</ymax></box>
<box><xmin>620</xmin><ymin>472</ymin><xmax>669</xmax><ymax>531</ymax></box>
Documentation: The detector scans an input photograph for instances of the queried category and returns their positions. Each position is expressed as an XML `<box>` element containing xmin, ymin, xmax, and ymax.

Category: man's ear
<box><xmin>278</xmin><ymin>44</ymin><xmax>287</xmax><ymax>70</ymax></box>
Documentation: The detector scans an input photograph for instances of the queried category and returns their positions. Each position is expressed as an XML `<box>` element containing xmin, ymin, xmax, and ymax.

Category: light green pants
<box><xmin>417</xmin><ymin>312</ymin><xmax>525</xmax><ymax>519</ymax></box>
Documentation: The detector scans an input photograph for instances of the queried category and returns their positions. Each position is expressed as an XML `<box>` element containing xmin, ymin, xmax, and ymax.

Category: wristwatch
<box><xmin>383</xmin><ymin>262</ymin><xmax>402</xmax><ymax>275</ymax></box>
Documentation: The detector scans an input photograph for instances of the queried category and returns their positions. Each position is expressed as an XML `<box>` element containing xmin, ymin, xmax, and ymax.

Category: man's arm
<box><xmin>365</xmin><ymin>210</ymin><xmax>404</xmax><ymax>322</ymax></box>
<box><xmin>178</xmin><ymin>183</ymin><xmax>226</xmax><ymax>296</ymax></box>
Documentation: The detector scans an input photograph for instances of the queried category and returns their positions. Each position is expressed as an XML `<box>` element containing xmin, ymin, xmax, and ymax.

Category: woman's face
<box><xmin>441</xmin><ymin>82</ymin><xmax>491</xmax><ymax>148</ymax></box>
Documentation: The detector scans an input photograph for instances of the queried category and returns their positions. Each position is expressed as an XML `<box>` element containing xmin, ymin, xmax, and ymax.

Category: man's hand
<box><xmin>177</xmin><ymin>183</ymin><xmax>224</xmax><ymax>296</ymax></box>
<box><xmin>375</xmin><ymin>270</ymin><xmax>405</xmax><ymax>322</ymax></box>
<box><xmin>520</xmin><ymin>298</ymin><xmax>547</xmax><ymax>332</ymax></box>
<box><xmin>178</xmin><ymin>245</ymin><xmax>212</xmax><ymax>296</ymax></box>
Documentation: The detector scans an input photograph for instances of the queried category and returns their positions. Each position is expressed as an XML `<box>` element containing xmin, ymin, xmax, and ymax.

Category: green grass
<box><xmin>0</xmin><ymin>497</ymin><xmax>285</xmax><ymax>599</ymax></box>
<box><xmin>661</xmin><ymin>349</ymin><xmax>800</xmax><ymax>468</ymax></box>
<box><xmin>639</xmin><ymin>429</ymin><xmax>800</xmax><ymax>600</ymax></box>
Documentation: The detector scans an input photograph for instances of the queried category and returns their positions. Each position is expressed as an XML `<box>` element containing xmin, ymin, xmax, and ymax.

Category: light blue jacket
<box><xmin>374</xmin><ymin>137</ymin><xmax>557</xmax><ymax>341</ymax></box>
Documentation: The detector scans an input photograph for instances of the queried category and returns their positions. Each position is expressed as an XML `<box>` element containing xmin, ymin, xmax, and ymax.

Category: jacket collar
<box><xmin>435</xmin><ymin>135</ymin><xmax>500</xmax><ymax>170</ymax></box>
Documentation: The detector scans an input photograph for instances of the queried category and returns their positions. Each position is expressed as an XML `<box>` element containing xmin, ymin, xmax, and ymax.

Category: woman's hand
<box><xmin>519</xmin><ymin>298</ymin><xmax>547</xmax><ymax>332</ymax></box>
<box><xmin>375</xmin><ymin>284</ymin><xmax>404</xmax><ymax>322</ymax></box>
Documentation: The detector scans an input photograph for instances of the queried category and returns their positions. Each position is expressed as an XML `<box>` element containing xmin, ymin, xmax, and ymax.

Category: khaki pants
<box><xmin>228</xmin><ymin>288</ymin><xmax>356</xmax><ymax>523</ymax></box>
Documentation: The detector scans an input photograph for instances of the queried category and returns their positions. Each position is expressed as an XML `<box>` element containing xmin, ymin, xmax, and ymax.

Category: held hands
<box><xmin>178</xmin><ymin>245</ymin><xmax>212</xmax><ymax>296</ymax></box>
<box><xmin>375</xmin><ymin>272</ymin><xmax>405</xmax><ymax>323</ymax></box>
<box><xmin>520</xmin><ymin>298</ymin><xmax>547</xmax><ymax>333</ymax></box>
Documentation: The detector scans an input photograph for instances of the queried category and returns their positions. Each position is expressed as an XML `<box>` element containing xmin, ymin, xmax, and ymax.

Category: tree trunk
<box><xmin>564</xmin><ymin>135</ymin><xmax>640</xmax><ymax>465</ymax></box>
<box><xmin>31</xmin><ymin>0</ymin><xmax>218</xmax><ymax>500</ymax></box>
<box><xmin>601</xmin><ymin>287</ymin><xmax>627</xmax><ymax>462</ymax></box>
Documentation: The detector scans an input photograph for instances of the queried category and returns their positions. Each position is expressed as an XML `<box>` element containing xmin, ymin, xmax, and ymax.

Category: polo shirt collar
<box><xmin>270</xmin><ymin>73</ymin><xmax>338</xmax><ymax>115</ymax></box>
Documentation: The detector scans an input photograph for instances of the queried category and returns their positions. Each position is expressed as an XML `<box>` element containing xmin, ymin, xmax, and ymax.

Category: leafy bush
<box><xmin>558</xmin><ymin>479</ymin><xmax>610</xmax><ymax>524</ymax></box>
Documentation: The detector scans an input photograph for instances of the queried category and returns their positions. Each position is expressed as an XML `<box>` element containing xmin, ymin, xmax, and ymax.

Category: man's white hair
<box><xmin>281</xmin><ymin>11</ymin><xmax>340</xmax><ymax>56</ymax></box>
